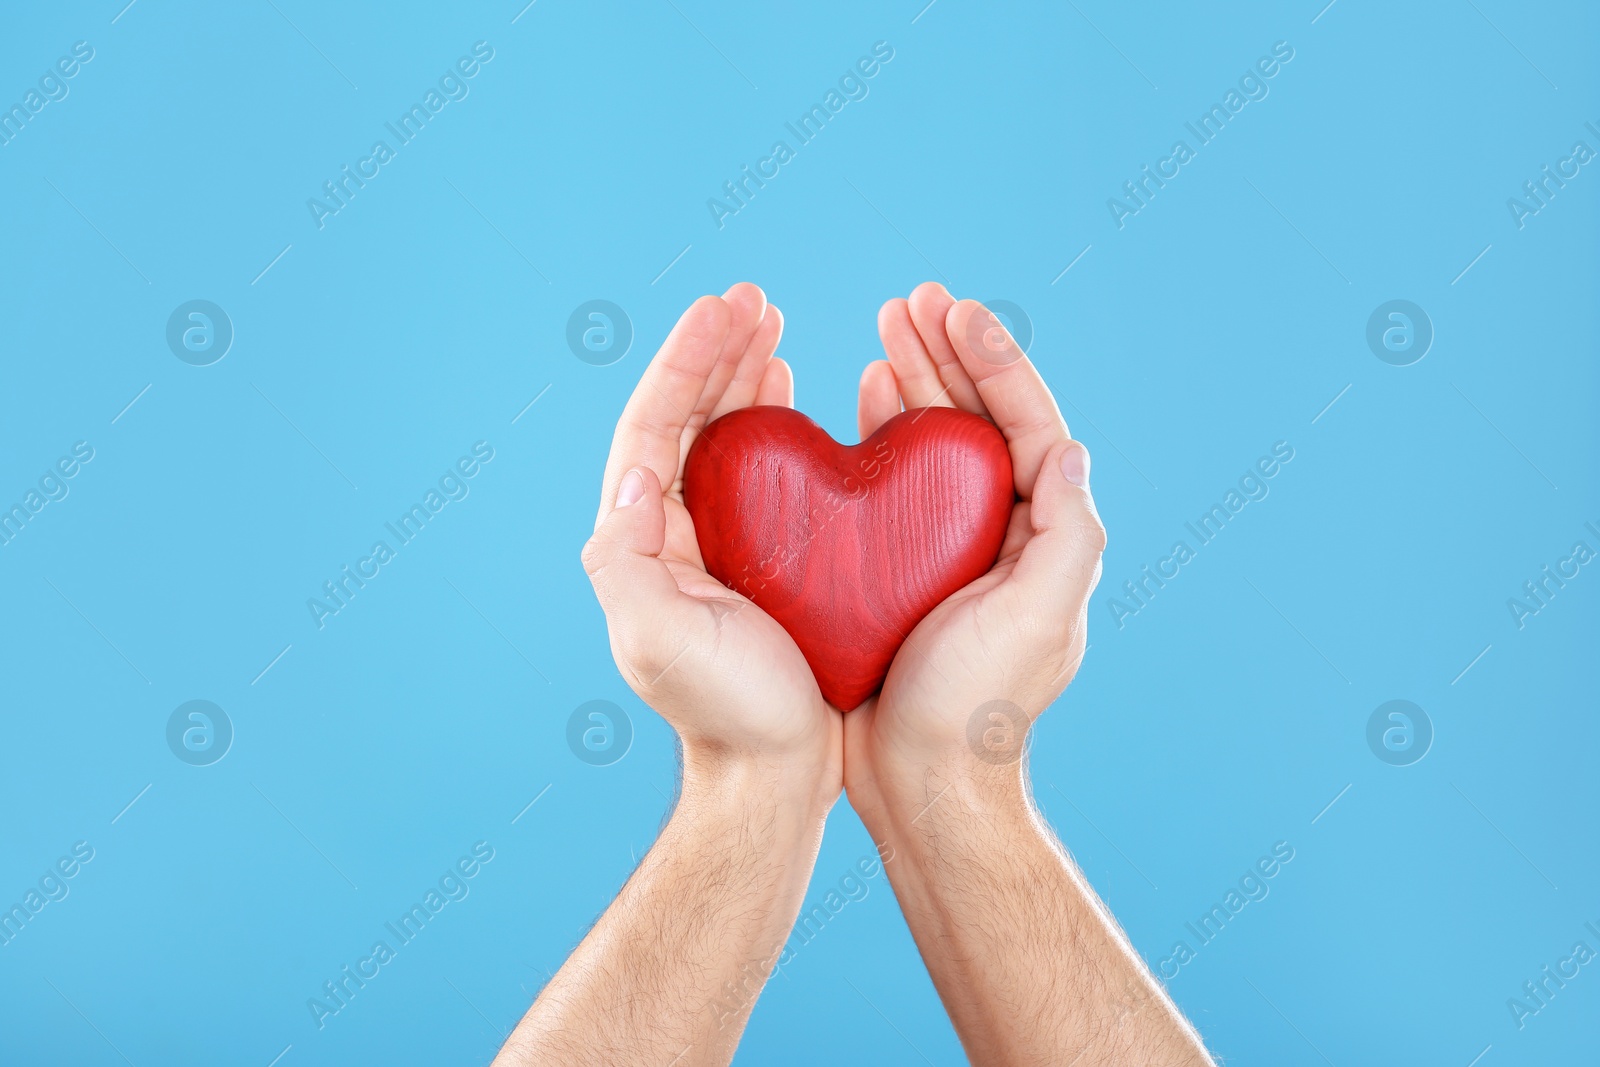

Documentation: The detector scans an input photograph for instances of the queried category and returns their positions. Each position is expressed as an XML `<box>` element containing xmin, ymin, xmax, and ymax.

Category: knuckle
<box><xmin>616</xmin><ymin>630</ymin><xmax>673</xmax><ymax>686</ymax></box>
<box><xmin>1065</xmin><ymin>513</ymin><xmax>1108</xmax><ymax>556</ymax></box>
<box><xmin>579</xmin><ymin>532</ymin><xmax>612</xmax><ymax>579</ymax></box>
<box><xmin>1087</xmin><ymin>515</ymin><xmax>1108</xmax><ymax>554</ymax></box>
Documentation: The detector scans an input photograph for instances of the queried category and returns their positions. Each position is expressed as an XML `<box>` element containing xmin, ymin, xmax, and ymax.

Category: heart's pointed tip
<box><xmin>822</xmin><ymin>683</ymin><xmax>878</xmax><ymax>712</ymax></box>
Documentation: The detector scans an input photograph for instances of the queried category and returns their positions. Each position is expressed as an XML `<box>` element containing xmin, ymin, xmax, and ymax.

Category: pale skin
<box><xmin>493</xmin><ymin>283</ymin><xmax>1214</xmax><ymax>1066</ymax></box>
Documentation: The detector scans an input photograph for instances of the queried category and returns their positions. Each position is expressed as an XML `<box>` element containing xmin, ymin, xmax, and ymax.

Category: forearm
<box><xmin>498</xmin><ymin>753</ymin><xmax>833</xmax><ymax>1067</ymax></box>
<box><xmin>851</xmin><ymin>758</ymin><xmax>1211</xmax><ymax>1067</ymax></box>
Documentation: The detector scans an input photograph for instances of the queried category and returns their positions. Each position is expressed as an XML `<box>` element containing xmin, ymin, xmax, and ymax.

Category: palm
<box><xmin>589</xmin><ymin>283</ymin><xmax>837</xmax><ymax>763</ymax></box>
<box><xmin>879</xmin><ymin>500</ymin><xmax>1026</xmax><ymax>703</ymax></box>
<box><xmin>845</xmin><ymin>505</ymin><xmax>1032</xmax><ymax>760</ymax></box>
<box><xmin>655</xmin><ymin>489</ymin><xmax>829</xmax><ymax>750</ymax></box>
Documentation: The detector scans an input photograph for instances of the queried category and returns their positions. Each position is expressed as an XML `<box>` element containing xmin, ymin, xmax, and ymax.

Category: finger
<box><xmin>696</xmin><ymin>283</ymin><xmax>768</xmax><ymax>423</ymax></box>
<box><xmin>599</xmin><ymin>296</ymin><xmax>730</xmax><ymax>526</ymax></box>
<box><xmin>857</xmin><ymin>360</ymin><xmax>902</xmax><ymax>440</ymax></box>
<box><xmin>1006</xmin><ymin>441</ymin><xmax>1105</xmax><ymax>632</ymax></box>
<box><xmin>907</xmin><ymin>282</ymin><xmax>985</xmax><ymax>413</ymax></box>
<box><xmin>711</xmin><ymin>304</ymin><xmax>784</xmax><ymax>418</ymax></box>
<box><xmin>945</xmin><ymin>298</ymin><xmax>1070</xmax><ymax>500</ymax></box>
<box><xmin>754</xmin><ymin>356</ymin><xmax>794</xmax><ymax>407</ymax></box>
<box><xmin>581</xmin><ymin>467</ymin><xmax>679</xmax><ymax>635</ymax></box>
<box><xmin>878</xmin><ymin>298</ymin><xmax>952</xmax><ymax>409</ymax></box>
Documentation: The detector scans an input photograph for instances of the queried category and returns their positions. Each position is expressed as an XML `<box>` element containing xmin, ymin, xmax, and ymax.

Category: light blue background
<box><xmin>1</xmin><ymin>1</ymin><xmax>1595</xmax><ymax>1064</ymax></box>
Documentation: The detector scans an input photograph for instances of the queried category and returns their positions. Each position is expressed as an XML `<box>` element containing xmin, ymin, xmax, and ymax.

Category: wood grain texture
<box><xmin>683</xmin><ymin>405</ymin><xmax>1014</xmax><ymax>710</ymax></box>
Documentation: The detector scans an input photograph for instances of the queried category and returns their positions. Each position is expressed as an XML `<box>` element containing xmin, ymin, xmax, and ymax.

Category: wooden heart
<box><xmin>683</xmin><ymin>406</ymin><xmax>1013</xmax><ymax>710</ymax></box>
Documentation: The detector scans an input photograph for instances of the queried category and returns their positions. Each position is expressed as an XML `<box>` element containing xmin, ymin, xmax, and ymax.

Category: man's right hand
<box><xmin>581</xmin><ymin>282</ymin><xmax>842</xmax><ymax>797</ymax></box>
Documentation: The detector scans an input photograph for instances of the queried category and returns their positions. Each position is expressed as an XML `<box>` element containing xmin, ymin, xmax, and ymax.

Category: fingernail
<box><xmin>616</xmin><ymin>469</ymin><xmax>645</xmax><ymax>508</ymax></box>
<box><xmin>1060</xmin><ymin>444</ymin><xmax>1089</xmax><ymax>488</ymax></box>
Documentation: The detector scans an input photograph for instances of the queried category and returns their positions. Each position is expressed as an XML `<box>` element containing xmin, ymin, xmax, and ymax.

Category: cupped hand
<box><xmin>844</xmin><ymin>284</ymin><xmax>1107</xmax><ymax>799</ymax></box>
<box><xmin>582</xmin><ymin>284</ymin><xmax>842</xmax><ymax>795</ymax></box>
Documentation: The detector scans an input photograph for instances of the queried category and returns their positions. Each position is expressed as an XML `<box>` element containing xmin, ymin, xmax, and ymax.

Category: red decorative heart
<box><xmin>683</xmin><ymin>406</ymin><xmax>1013</xmax><ymax>710</ymax></box>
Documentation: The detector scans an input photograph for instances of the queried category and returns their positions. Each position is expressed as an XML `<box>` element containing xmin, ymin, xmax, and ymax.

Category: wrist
<box><xmin>847</xmin><ymin>744</ymin><xmax>1033</xmax><ymax>840</ymax></box>
<box><xmin>680</xmin><ymin>743</ymin><xmax>839</xmax><ymax>828</ymax></box>
<box><xmin>845</xmin><ymin>695</ymin><xmax>1040</xmax><ymax>821</ymax></box>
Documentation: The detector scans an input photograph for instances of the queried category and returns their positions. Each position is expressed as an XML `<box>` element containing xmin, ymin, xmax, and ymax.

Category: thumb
<box><xmin>1008</xmin><ymin>441</ymin><xmax>1107</xmax><ymax>629</ymax></box>
<box><xmin>581</xmin><ymin>467</ymin><xmax>676</xmax><ymax>618</ymax></box>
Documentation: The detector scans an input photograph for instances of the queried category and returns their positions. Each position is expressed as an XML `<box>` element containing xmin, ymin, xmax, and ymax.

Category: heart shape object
<box><xmin>683</xmin><ymin>406</ymin><xmax>1013</xmax><ymax>710</ymax></box>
